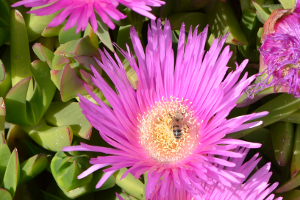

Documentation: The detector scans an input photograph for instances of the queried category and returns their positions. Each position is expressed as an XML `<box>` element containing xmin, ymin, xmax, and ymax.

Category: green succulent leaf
<box><xmin>51</xmin><ymin>54</ymin><xmax>70</xmax><ymax>71</ymax></box>
<box><xmin>95</xmin><ymin>16</ymin><xmax>114</xmax><ymax>52</ymax></box>
<box><xmin>83</xmin><ymin>23</ymin><xmax>99</xmax><ymax>49</ymax></box>
<box><xmin>44</xmin><ymin>102</ymin><xmax>92</xmax><ymax>139</ymax></box>
<box><xmin>2</xmin><ymin>148</ymin><xmax>20</xmax><ymax>198</ymax></box>
<box><xmin>291</xmin><ymin>124</ymin><xmax>300</xmax><ymax>179</ymax></box>
<box><xmin>0</xmin><ymin>60</ymin><xmax>5</xmax><ymax>82</ymax></box>
<box><xmin>252</xmin><ymin>1</ymin><xmax>271</xmax><ymax>23</ymax></box>
<box><xmin>205</xmin><ymin>0</ymin><xmax>248</xmax><ymax>45</ymax></box>
<box><xmin>59</xmin><ymin>64</ymin><xmax>94</xmax><ymax>102</ymax></box>
<box><xmin>279</xmin><ymin>0</ymin><xmax>296</xmax><ymax>9</ymax></box>
<box><xmin>19</xmin><ymin>154</ymin><xmax>48</xmax><ymax>185</ymax></box>
<box><xmin>271</xmin><ymin>121</ymin><xmax>294</xmax><ymax>166</ymax></box>
<box><xmin>55</xmin><ymin>36</ymin><xmax>100</xmax><ymax>58</ymax></box>
<box><xmin>5</xmin><ymin>61</ymin><xmax>56</xmax><ymax>126</ymax></box>
<box><xmin>0</xmin><ymin>51</ymin><xmax>12</xmax><ymax>98</ymax></box>
<box><xmin>22</xmin><ymin>118</ymin><xmax>73</xmax><ymax>152</ymax></box>
<box><xmin>10</xmin><ymin>9</ymin><xmax>32</xmax><ymax>86</ymax></box>
<box><xmin>114</xmin><ymin>168</ymin><xmax>144</xmax><ymax>200</ymax></box>
<box><xmin>25</xmin><ymin>9</ymin><xmax>59</xmax><ymax>41</ymax></box>
<box><xmin>0</xmin><ymin>97</ymin><xmax>5</xmax><ymax>135</ymax></box>
<box><xmin>59</xmin><ymin>25</ymin><xmax>82</xmax><ymax>44</ymax></box>
<box><xmin>229</xmin><ymin>94</ymin><xmax>300</xmax><ymax>138</ymax></box>
<box><xmin>41</xmin><ymin>23</ymin><xmax>65</xmax><ymax>37</ymax></box>
<box><xmin>0</xmin><ymin>143</ymin><xmax>11</xmax><ymax>184</ymax></box>
<box><xmin>0</xmin><ymin>188</ymin><xmax>13</xmax><ymax>200</ymax></box>
<box><xmin>32</xmin><ymin>43</ymin><xmax>54</xmax><ymax>68</ymax></box>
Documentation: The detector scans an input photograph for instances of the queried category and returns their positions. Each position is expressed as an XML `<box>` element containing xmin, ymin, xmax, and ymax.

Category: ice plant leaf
<box><xmin>51</xmin><ymin>55</ymin><xmax>70</xmax><ymax>70</ymax></box>
<box><xmin>2</xmin><ymin>148</ymin><xmax>20</xmax><ymax>198</ymax></box>
<box><xmin>51</xmin><ymin>151</ymin><xmax>115</xmax><ymax>198</ymax></box>
<box><xmin>271</xmin><ymin>121</ymin><xmax>294</xmax><ymax>166</ymax></box>
<box><xmin>41</xmin><ymin>23</ymin><xmax>64</xmax><ymax>37</ymax></box>
<box><xmin>59</xmin><ymin>64</ymin><xmax>94</xmax><ymax>102</ymax></box>
<box><xmin>114</xmin><ymin>168</ymin><xmax>144</xmax><ymax>200</ymax></box>
<box><xmin>5</xmin><ymin>77</ymin><xmax>34</xmax><ymax>125</ymax></box>
<box><xmin>279</xmin><ymin>0</ymin><xmax>296</xmax><ymax>9</ymax></box>
<box><xmin>281</xmin><ymin>109</ymin><xmax>300</xmax><ymax>123</ymax></box>
<box><xmin>0</xmin><ymin>54</ymin><xmax>12</xmax><ymax>98</ymax></box>
<box><xmin>0</xmin><ymin>189</ymin><xmax>12</xmax><ymax>200</ymax></box>
<box><xmin>55</xmin><ymin>36</ymin><xmax>99</xmax><ymax>58</ymax></box>
<box><xmin>0</xmin><ymin>0</ymin><xmax>10</xmax><ymax>23</ymax></box>
<box><xmin>205</xmin><ymin>0</ymin><xmax>248</xmax><ymax>45</ymax></box>
<box><xmin>83</xmin><ymin>23</ymin><xmax>99</xmax><ymax>49</ymax></box>
<box><xmin>25</xmin><ymin>7</ymin><xmax>59</xmax><ymax>41</ymax></box>
<box><xmin>94</xmin><ymin>16</ymin><xmax>114</xmax><ymax>52</ymax></box>
<box><xmin>229</xmin><ymin>93</ymin><xmax>300</xmax><ymax>138</ymax></box>
<box><xmin>58</xmin><ymin>25</ymin><xmax>81</xmax><ymax>44</ymax></box>
<box><xmin>0</xmin><ymin>144</ymin><xmax>11</xmax><ymax>184</ymax></box>
<box><xmin>32</xmin><ymin>43</ymin><xmax>54</xmax><ymax>68</ymax></box>
<box><xmin>252</xmin><ymin>1</ymin><xmax>271</xmax><ymax>23</ymax></box>
<box><xmin>291</xmin><ymin>124</ymin><xmax>300</xmax><ymax>179</ymax></box>
<box><xmin>0</xmin><ymin>60</ymin><xmax>5</xmax><ymax>82</ymax></box>
<box><xmin>168</xmin><ymin>12</ymin><xmax>207</xmax><ymax>33</ymax></box>
<box><xmin>0</xmin><ymin>97</ymin><xmax>5</xmax><ymax>134</ymax></box>
<box><xmin>10</xmin><ymin>9</ymin><xmax>32</xmax><ymax>86</ymax></box>
<box><xmin>22</xmin><ymin>118</ymin><xmax>73</xmax><ymax>152</ymax></box>
<box><xmin>19</xmin><ymin>154</ymin><xmax>48</xmax><ymax>185</ymax></box>
<box><xmin>276</xmin><ymin>172</ymin><xmax>300</xmax><ymax>192</ymax></box>
<box><xmin>44</xmin><ymin>102</ymin><xmax>92</xmax><ymax>139</ymax></box>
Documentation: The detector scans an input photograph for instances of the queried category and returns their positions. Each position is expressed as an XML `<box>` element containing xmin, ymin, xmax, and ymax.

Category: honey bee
<box><xmin>169</xmin><ymin>111</ymin><xmax>188</xmax><ymax>140</ymax></box>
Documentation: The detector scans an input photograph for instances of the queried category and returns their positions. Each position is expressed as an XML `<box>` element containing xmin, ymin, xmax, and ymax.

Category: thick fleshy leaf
<box><xmin>32</xmin><ymin>43</ymin><xmax>54</xmax><ymax>68</ymax></box>
<box><xmin>0</xmin><ymin>0</ymin><xmax>10</xmax><ymax>24</ymax></box>
<box><xmin>0</xmin><ymin>143</ymin><xmax>11</xmax><ymax>184</ymax></box>
<box><xmin>10</xmin><ymin>9</ymin><xmax>32</xmax><ymax>86</ymax></box>
<box><xmin>55</xmin><ymin>36</ymin><xmax>99</xmax><ymax>58</ymax></box>
<box><xmin>0</xmin><ymin>60</ymin><xmax>5</xmax><ymax>82</ymax></box>
<box><xmin>51</xmin><ymin>151</ymin><xmax>115</xmax><ymax>198</ymax></box>
<box><xmin>25</xmin><ymin>8</ymin><xmax>59</xmax><ymax>41</ymax></box>
<box><xmin>0</xmin><ymin>51</ymin><xmax>12</xmax><ymax>98</ymax></box>
<box><xmin>5</xmin><ymin>77</ymin><xmax>34</xmax><ymax>125</ymax></box>
<box><xmin>44</xmin><ymin>102</ymin><xmax>92</xmax><ymax>139</ymax></box>
<box><xmin>0</xmin><ymin>188</ymin><xmax>12</xmax><ymax>200</ymax></box>
<box><xmin>51</xmin><ymin>55</ymin><xmax>70</xmax><ymax>71</ymax></box>
<box><xmin>168</xmin><ymin>12</ymin><xmax>207</xmax><ymax>33</ymax></box>
<box><xmin>205</xmin><ymin>0</ymin><xmax>248</xmax><ymax>45</ymax></box>
<box><xmin>2</xmin><ymin>148</ymin><xmax>20</xmax><ymax>198</ymax></box>
<box><xmin>238</xmin><ymin>8</ymin><xmax>260</xmax><ymax>62</ymax></box>
<box><xmin>59</xmin><ymin>64</ymin><xmax>94</xmax><ymax>102</ymax></box>
<box><xmin>83</xmin><ymin>24</ymin><xmax>99</xmax><ymax>49</ymax></box>
<box><xmin>276</xmin><ymin>172</ymin><xmax>300</xmax><ymax>193</ymax></box>
<box><xmin>277</xmin><ymin>190</ymin><xmax>300</xmax><ymax>199</ymax></box>
<box><xmin>291</xmin><ymin>125</ymin><xmax>300</xmax><ymax>179</ymax></box>
<box><xmin>5</xmin><ymin>61</ymin><xmax>56</xmax><ymax>125</ymax></box>
<box><xmin>0</xmin><ymin>98</ymin><xmax>5</xmax><ymax>134</ymax></box>
<box><xmin>58</xmin><ymin>25</ymin><xmax>81</xmax><ymax>44</ymax></box>
<box><xmin>19</xmin><ymin>154</ymin><xmax>48</xmax><ymax>185</ymax></box>
<box><xmin>22</xmin><ymin>119</ymin><xmax>73</xmax><ymax>152</ymax></box>
<box><xmin>229</xmin><ymin>94</ymin><xmax>300</xmax><ymax>138</ymax></box>
<box><xmin>41</xmin><ymin>23</ymin><xmax>65</xmax><ymax>37</ymax></box>
<box><xmin>95</xmin><ymin>16</ymin><xmax>114</xmax><ymax>52</ymax></box>
<box><xmin>271</xmin><ymin>121</ymin><xmax>294</xmax><ymax>166</ymax></box>
<box><xmin>279</xmin><ymin>0</ymin><xmax>296</xmax><ymax>9</ymax></box>
<box><xmin>114</xmin><ymin>168</ymin><xmax>144</xmax><ymax>200</ymax></box>
<box><xmin>0</xmin><ymin>27</ymin><xmax>9</xmax><ymax>47</ymax></box>
<box><xmin>252</xmin><ymin>1</ymin><xmax>271</xmax><ymax>23</ymax></box>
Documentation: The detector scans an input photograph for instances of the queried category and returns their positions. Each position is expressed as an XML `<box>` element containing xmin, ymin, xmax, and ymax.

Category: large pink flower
<box><xmin>12</xmin><ymin>0</ymin><xmax>165</xmax><ymax>32</ymax></box>
<box><xmin>63</xmin><ymin>20</ymin><xmax>269</xmax><ymax>199</ymax></box>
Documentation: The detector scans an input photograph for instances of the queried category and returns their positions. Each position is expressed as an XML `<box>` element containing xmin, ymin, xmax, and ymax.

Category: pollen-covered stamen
<box><xmin>138</xmin><ymin>97</ymin><xmax>200</xmax><ymax>164</ymax></box>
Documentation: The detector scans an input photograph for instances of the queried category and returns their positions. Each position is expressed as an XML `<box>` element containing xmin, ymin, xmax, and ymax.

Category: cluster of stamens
<box><xmin>138</xmin><ymin>97</ymin><xmax>200</xmax><ymax>164</ymax></box>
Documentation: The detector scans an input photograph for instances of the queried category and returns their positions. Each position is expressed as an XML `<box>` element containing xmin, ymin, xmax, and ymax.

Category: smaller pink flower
<box><xmin>249</xmin><ymin>0</ymin><xmax>300</xmax><ymax>97</ymax></box>
<box><xmin>12</xmin><ymin>0</ymin><xmax>165</xmax><ymax>32</ymax></box>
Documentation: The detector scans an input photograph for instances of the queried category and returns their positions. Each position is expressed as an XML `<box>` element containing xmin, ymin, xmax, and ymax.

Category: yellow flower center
<box><xmin>138</xmin><ymin>97</ymin><xmax>200</xmax><ymax>164</ymax></box>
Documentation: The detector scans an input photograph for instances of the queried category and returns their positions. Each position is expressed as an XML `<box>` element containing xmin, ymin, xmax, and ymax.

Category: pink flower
<box><xmin>12</xmin><ymin>0</ymin><xmax>165</xmax><ymax>32</ymax></box>
<box><xmin>63</xmin><ymin>19</ymin><xmax>269</xmax><ymax>199</ymax></box>
<box><xmin>149</xmin><ymin>148</ymin><xmax>282</xmax><ymax>200</ymax></box>
<box><xmin>250</xmin><ymin>1</ymin><xmax>300</xmax><ymax>97</ymax></box>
